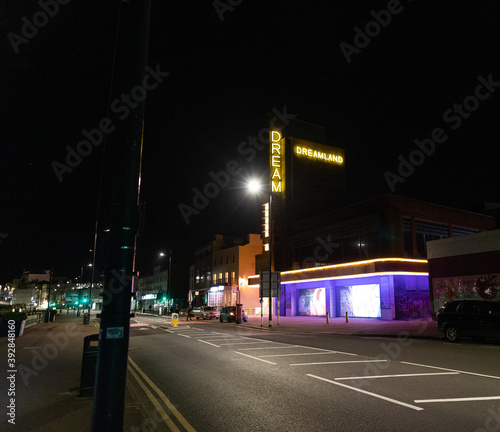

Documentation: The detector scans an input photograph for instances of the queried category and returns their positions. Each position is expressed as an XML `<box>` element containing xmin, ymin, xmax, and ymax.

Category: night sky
<box><xmin>2</xmin><ymin>1</ymin><xmax>500</xmax><ymax>295</ymax></box>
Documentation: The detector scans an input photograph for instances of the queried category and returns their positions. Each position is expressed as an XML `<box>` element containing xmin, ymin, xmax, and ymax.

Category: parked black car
<box><xmin>436</xmin><ymin>299</ymin><xmax>500</xmax><ymax>342</ymax></box>
<box><xmin>219</xmin><ymin>306</ymin><xmax>248</xmax><ymax>323</ymax></box>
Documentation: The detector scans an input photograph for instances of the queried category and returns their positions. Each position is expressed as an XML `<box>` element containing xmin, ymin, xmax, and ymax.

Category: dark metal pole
<box><xmin>91</xmin><ymin>1</ymin><xmax>151</xmax><ymax>431</ymax></box>
<box><xmin>269</xmin><ymin>193</ymin><xmax>272</xmax><ymax>328</ymax></box>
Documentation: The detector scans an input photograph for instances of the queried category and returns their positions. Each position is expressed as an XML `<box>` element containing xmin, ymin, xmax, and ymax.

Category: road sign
<box><xmin>259</xmin><ymin>271</ymin><xmax>281</xmax><ymax>297</ymax></box>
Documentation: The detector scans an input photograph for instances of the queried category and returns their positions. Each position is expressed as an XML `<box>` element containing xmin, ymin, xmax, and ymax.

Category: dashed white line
<box><xmin>401</xmin><ymin>362</ymin><xmax>500</xmax><ymax>381</ymax></box>
<box><xmin>290</xmin><ymin>360</ymin><xmax>387</xmax><ymax>367</ymax></box>
<box><xmin>415</xmin><ymin>396</ymin><xmax>500</xmax><ymax>404</ymax></box>
<box><xmin>219</xmin><ymin>341</ymin><xmax>274</xmax><ymax>346</ymax></box>
<box><xmin>307</xmin><ymin>374</ymin><xmax>424</xmax><ymax>411</ymax></box>
<box><xmin>239</xmin><ymin>345</ymin><xmax>302</xmax><ymax>351</ymax></box>
<box><xmin>335</xmin><ymin>372</ymin><xmax>459</xmax><ymax>381</ymax></box>
<box><xmin>199</xmin><ymin>340</ymin><xmax>220</xmax><ymax>348</ymax></box>
<box><xmin>235</xmin><ymin>351</ymin><xmax>277</xmax><ymax>365</ymax></box>
<box><xmin>259</xmin><ymin>351</ymin><xmax>355</xmax><ymax>358</ymax></box>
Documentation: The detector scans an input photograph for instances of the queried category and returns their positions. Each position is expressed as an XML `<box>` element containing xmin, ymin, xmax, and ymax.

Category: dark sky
<box><xmin>1</xmin><ymin>1</ymin><xmax>500</xmax><ymax>293</ymax></box>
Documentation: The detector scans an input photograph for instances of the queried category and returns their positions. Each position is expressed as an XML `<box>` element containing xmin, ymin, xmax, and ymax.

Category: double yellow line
<box><xmin>127</xmin><ymin>357</ymin><xmax>196</xmax><ymax>432</ymax></box>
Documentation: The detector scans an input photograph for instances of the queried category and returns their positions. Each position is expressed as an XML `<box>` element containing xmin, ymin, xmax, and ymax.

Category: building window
<box><xmin>214</xmin><ymin>258</ymin><xmax>217</xmax><ymax>267</ymax></box>
<box><xmin>231</xmin><ymin>272</ymin><xmax>236</xmax><ymax>284</ymax></box>
<box><xmin>224</xmin><ymin>272</ymin><xmax>229</xmax><ymax>283</ymax></box>
<box><xmin>452</xmin><ymin>226</ymin><xmax>478</xmax><ymax>237</ymax></box>
<box><xmin>219</xmin><ymin>273</ymin><xmax>222</xmax><ymax>283</ymax></box>
<box><xmin>232</xmin><ymin>254</ymin><xmax>235</xmax><ymax>263</ymax></box>
<box><xmin>213</xmin><ymin>274</ymin><xmax>216</xmax><ymax>284</ymax></box>
<box><xmin>415</xmin><ymin>220</ymin><xmax>448</xmax><ymax>258</ymax></box>
<box><xmin>402</xmin><ymin>218</ymin><xmax>412</xmax><ymax>258</ymax></box>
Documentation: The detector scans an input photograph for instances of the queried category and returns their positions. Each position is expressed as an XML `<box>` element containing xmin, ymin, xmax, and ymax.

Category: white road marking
<box><xmin>199</xmin><ymin>340</ymin><xmax>220</xmax><ymax>348</ymax></box>
<box><xmin>415</xmin><ymin>396</ymin><xmax>500</xmax><ymax>404</ymax></box>
<box><xmin>219</xmin><ymin>341</ymin><xmax>274</xmax><ymax>346</ymax></box>
<box><xmin>235</xmin><ymin>351</ymin><xmax>277</xmax><ymax>365</ymax></box>
<box><xmin>401</xmin><ymin>362</ymin><xmax>500</xmax><ymax>381</ymax></box>
<box><xmin>291</xmin><ymin>360</ymin><xmax>388</xmax><ymax>367</ymax></box>
<box><xmin>178</xmin><ymin>334</ymin><xmax>191</xmax><ymax>338</ymax></box>
<box><xmin>307</xmin><ymin>374</ymin><xmax>424</xmax><ymax>411</ymax></box>
<box><xmin>259</xmin><ymin>351</ymin><xmax>351</xmax><ymax>358</ymax></box>
<box><xmin>335</xmin><ymin>372</ymin><xmax>459</xmax><ymax>381</ymax></box>
<box><xmin>238</xmin><ymin>345</ymin><xmax>302</xmax><ymax>351</ymax></box>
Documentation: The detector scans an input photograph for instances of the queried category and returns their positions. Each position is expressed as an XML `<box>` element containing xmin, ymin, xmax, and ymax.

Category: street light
<box><xmin>246</xmin><ymin>178</ymin><xmax>273</xmax><ymax>328</ymax></box>
<box><xmin>159</xmin><ymin>250</ymin><xmax>172</xmax><ymax>309</ymax></box>
<box><xmin>79</xmin><ymin>264</ymin><xmax>92</xmax><ymax>317</ymax></box>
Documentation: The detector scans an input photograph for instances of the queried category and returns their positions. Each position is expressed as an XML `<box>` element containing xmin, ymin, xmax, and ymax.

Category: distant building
<box><xmin>190</xmin><ymin>234</ymin><xmax>262</xmax><ymax>313</ymax></box>
<box><xmin>136</xmin><ymin>266</ymin><xmax>169</xmax><ymax>311</ymax></box>
<box><xmin>427</xmin><ymin>229</ymin><xmax>500</xmax><ymax>315</ymax></box>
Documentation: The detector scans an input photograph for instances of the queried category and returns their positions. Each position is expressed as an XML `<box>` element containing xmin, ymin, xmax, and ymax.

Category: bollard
<box><xmin>346</xmin><ymin>311</ymin><xmax>348</xmax><ymax>323</ymax></box>
<box><xmin>172</xmin><ymin>313</ymin><xmax>179</xmax><ymax>327</ymax></box>
<box><xmin>326</xmin><ymin>312</ymin><xmax>329</xmax><ymax>324</ymax></box>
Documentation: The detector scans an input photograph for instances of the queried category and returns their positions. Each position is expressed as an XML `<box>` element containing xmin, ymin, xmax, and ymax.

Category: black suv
<box><xmin>436</xmin><ymin>299</ymin><xmax>500</xmax><ymax>342</ymax></box>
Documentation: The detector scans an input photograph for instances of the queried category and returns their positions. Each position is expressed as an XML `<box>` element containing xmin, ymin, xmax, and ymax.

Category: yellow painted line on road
<box><xmin>127</xmin><ymin>364</ymin><xmax>181</xmax><ymax>432</ymax></box>
<box><xmin>128</xmin><ymin>357</ymin><xmax>196</xmax><ymax>432</ymax></box>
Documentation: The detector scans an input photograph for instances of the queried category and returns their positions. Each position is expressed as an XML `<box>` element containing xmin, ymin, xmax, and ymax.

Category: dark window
<box><xmin>402</xmin><ymin>218</ymin><xmax>412</xmax><ymax>258</ymax></box>
<box><xmin>458</xmin><ymin>302</ymin><xmax>474</xmax><ymax>314</ymax></box>
<box><xmin>415</xmin><ymin>221</ymin><xmax>448</xmax><ymax>258</ymax></box>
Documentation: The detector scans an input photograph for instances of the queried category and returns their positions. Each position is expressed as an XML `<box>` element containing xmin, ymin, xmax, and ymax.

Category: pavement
<box><xmin>0</xmin><ymin>310</ymin><xmax>442</xmax><ymax>431</ymax></box>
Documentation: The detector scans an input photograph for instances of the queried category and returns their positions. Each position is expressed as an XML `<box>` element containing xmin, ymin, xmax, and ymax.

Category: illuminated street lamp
<box><xmin>246</xmin><ymin>177</ymin><xmax>273</xmax><ymax>327</ymax></box>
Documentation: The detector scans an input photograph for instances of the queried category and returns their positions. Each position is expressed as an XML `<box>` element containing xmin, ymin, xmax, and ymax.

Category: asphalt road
<box><xmin>128</xmin><ymin>315</ymin><xmax>500</xmax><ymax>432</ymax></box>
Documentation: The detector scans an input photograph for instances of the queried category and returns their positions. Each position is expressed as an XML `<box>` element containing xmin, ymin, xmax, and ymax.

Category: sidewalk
<box><xmin>239</xmin><ymin>315</ymin><xmax>442</xmax><ymax>339</ymax></box>
<box><xmin>0</xmin><ymin>311</ymin><xmax>147</xmax><ymax>432</ymax></box>
<box><xmin>140</xmin><ymin>311</ymin><xmax>442</xmax><ymax>340</ymax></box>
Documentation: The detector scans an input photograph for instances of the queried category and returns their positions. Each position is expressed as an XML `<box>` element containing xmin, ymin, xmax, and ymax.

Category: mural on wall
<box><xmin>298</xmin><ymin>288</ymin><xmax>326</xmax><ymax>316</ymax></box>
<box><xmin>432</xmin><ymin>273</ymin><xmax>499</xmax><ymax>312</ymax></box>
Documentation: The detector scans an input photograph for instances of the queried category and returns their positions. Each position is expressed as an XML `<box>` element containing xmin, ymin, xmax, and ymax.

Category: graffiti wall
<box><xmin>432</xmin><ymin>273</ymin><xmax>499</xmax><ymax>313</ymax></box>
<box><xmin>393</xmin><ymin>275</ymin><xmax>431</xmax><ymax>320</ymax></box>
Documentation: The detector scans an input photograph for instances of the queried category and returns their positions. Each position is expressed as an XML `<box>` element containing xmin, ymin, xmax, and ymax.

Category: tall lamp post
<box><xmin>159</xmin><ymin>250</ymin><xmax>172</xmax><ymax>312</ymax></box>
<box><xmin>246</xmin><ymin>178</ymin><xmax>273</xmax><ymax>327</ymax></box>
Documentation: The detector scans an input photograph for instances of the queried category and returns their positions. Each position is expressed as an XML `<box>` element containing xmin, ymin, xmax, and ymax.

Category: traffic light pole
<box><xmin>90</xmin><ymin>2</ymin><xmax>151</xmax><ymax>431</ymax></box>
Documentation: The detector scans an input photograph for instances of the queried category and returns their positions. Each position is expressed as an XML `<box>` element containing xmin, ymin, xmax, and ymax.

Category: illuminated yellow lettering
<box><xmin>272</xmin><ymin>181</ymin><xmax>282</xmax><ymax>192</ymax></box>
<box><xmin>272</xmin><ymin>143</ymin><xmax>281</xmax><ymax>154</ymax></box>
<box><xmin>271</xmin><ymin>131</ymin><xmax>281</xmax><ymax>142</ymax></box>
<box><xmin>272</xmin><ymin>155</ymin><xmax>281</xmax><ymax>167</ymax></box>
<box><xmin>272</xmin><ymin>168</ymin><xmax>281</xmax><ymax>179</ymax></box>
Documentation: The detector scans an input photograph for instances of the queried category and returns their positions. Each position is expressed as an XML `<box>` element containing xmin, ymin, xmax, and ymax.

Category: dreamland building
<box><xmin>190</xmin><ymin>119</ymin><xmax>497</xmax><ymax>320</ymax></box>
